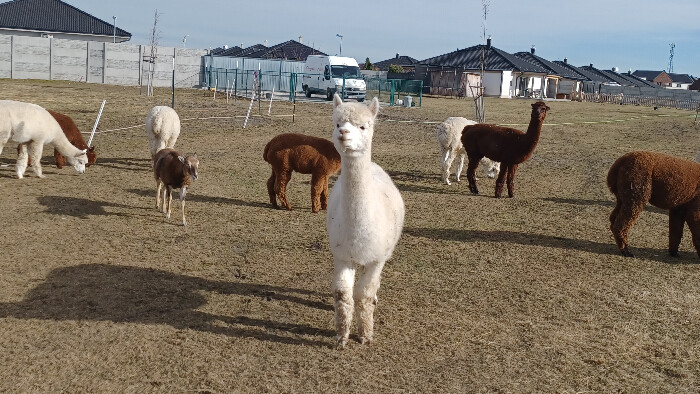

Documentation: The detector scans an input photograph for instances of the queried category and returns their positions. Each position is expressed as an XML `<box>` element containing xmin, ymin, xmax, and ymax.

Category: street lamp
<box><xmin>182</xmin><ymin>35</ymin><xmax>189</xmax><ymax>48</ymax></box>
<box><xmin>336</xmin><ymin>34</ymin><xmax>343</xmax><ymax>56</ymax></box>
<box><xmin>112</xmin><ymin>16</ymin><xmax>116</xmax><ymax>43</ymax></box>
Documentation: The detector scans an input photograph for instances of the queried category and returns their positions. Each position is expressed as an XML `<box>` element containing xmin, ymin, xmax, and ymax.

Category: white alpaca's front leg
<box><xmin>28</xmin><ymin>142</ymin><xmax>45</xmax><ymax>178</ymax></box>
<box><xmin>332</xmin><ymin>262</ymin><xmax>355</xmax><ymax>349</ymax></box>
<box><xmin>16</xmin><ymin>144</ymin><xmax>29</xmax><ymax>179</ymax></box>
<box><xmin>354</xmin><ymin>260</ymin><xmax>385</xmax><ymax>345</ymax></box>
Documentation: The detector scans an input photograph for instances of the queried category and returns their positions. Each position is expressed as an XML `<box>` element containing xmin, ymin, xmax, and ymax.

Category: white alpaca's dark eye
<box><xmin>360</xmin><ymin>126</ymin><xmax>366</xmax><ymax>130</ymax></box>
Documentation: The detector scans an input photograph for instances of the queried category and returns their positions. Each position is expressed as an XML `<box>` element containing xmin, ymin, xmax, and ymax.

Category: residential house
<box><xmin>373</xmin><ymin>54</ymin><xmax>419</xmax><ymax>72</ymax></box>
<box><xmin>419</xmin><ymin>38</ymin><xmax>547</xmax><ymax>98</ymax></box>
<box><xmin>0</xmin><ymin>0</ymin><xmax>131</xmax><ymax>42</ymax></box>
<box><xmin>667</xmin><ymin>73</ymin><xmax>695</xmax><ymax>90</ymax></box>
<box><xmin>632</xmin><ymin>70</ymin><xmax>673</xmax><ymax>87</ymax></box>
<box><xmin>513</xmin><ymin>47</ymin><xmax>586</xmax><ymax>99</ymax></box>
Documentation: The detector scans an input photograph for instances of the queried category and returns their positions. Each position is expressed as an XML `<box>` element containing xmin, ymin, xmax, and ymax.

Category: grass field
<box><xmin>1</xmin><ymin>79</ymin><xmax>699</xmax><ymax>392</ymax></box>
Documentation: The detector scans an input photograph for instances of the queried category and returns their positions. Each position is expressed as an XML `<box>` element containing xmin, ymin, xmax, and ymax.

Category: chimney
<box><xmin>531</xmin><ymin>45</ymin><xmax>535</xmax><ymax>55</ymax></box>
<box><xmin>486</xmin><ymin>36</ymin><xmax>492</xmax><ymax>49</ymax></box>
<box><xmin>240</xmin><ymin>43</ymin><xmax>244</xmax><ymax>48</ymax></box>
<box><xmin>298</xmin><ymin>36</ymin><xmax>302</xmax><ymax>44</ymax></box>
<box><xmin>590</xmin><ymin>63</ymin><xmax>594</xmax><ymax>68</ymax></box>
<box><xmin>396</xmin><ymin>53</ymin><xmax>400</xmax><ymax>59</ymax></box>
<box><xmin>564</xmin><ymin>57</ymin><xmax>568</xmax><ymax>64</ymax></box>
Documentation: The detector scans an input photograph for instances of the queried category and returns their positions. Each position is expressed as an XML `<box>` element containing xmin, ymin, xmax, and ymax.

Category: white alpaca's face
<box><xmin>331</xmin><ymin>94</ymin><xmax>379</xmax><ymax>157</ymax></box>
<box><xmin>70</xmin><ymin>149</ymin><xmax>88</xmax><ymax>174</ymax></box>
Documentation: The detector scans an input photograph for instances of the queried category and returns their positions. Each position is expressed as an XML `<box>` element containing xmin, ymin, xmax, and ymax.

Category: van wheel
<box><xmin>357</xmin><ymin>97</ymin><xmax>365</xmax><ymax>102</ymax></box>
<box><xmin>326</xmin><ymin>88</ymin><xmax>334</xmax><ymax>101</ymax></box>
<box><xmin>304</xmin><ymin>86</ymin><xmax>311</xmax><ymax>98</ymax></box>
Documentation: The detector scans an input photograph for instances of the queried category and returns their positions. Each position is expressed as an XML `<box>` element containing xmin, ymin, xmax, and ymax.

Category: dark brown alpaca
<box><xmin>20</xmin><ymin>110</ymin><xmax>97</xmax><ymax>168</ymax></box>
<box><xmin>607</xmin><ymin>151</ymin><xmax>700</xmax><ymax>258</ymax></box>
<box><xmin>263</xmin><ymin>133</ymin><xmax>341</xmax><ymax>213</ymax></box>
<box><xmin>461</xmin><ymin>101</ymin><xmax>550</xmax><ymax>198</ymax></box>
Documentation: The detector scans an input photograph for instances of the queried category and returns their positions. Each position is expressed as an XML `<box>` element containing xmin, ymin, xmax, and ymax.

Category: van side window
<box><xmin>324</xmin><ymin>65</ymin><xmax>330</xmax><ymax>80</ymax></box>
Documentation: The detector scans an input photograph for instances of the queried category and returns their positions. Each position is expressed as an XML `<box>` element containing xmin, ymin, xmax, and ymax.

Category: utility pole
<box><xmin>336</xmin><ymin>34</ymin><xmax>343</xmax><ymax>56</ymax></box>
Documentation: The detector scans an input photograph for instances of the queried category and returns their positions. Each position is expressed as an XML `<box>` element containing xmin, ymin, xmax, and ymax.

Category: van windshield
<box><xmin>331</xmin><ymin>65</ymin><xmax>362</xmax><ymax>79</ymax></box>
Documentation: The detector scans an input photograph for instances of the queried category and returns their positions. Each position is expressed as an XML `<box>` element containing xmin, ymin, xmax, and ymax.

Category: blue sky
<box><xmin>67</xmin><ymin>0</ymin><xmax>700</xmax><ymax>76</ymax></box>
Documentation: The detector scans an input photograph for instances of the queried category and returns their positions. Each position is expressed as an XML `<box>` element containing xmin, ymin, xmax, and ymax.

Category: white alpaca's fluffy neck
<box><xmin>338</xmin><ymin>150</ymin><xmax>373</xmax><ymax>206</ymax></box>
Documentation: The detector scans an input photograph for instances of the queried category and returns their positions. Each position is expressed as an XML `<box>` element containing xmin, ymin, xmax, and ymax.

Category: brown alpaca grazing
<box><xmin>263</xmin><ymin>133</ymin><xmax>341</xmax><ymax>213</ymax></box>
<box><xmin>461</xmin><ymin>101</ymin><xmax>550</xmax><ymax>198</ymax></box>
<box><xmin>19</xmin><ymin>110</ymin><xmax>97</xmax><ymax>168</ymax></box>
<box><xmin>607</xmin><ymin>151</ymin><xmax>700</xmax><ymax>258</ymax></box>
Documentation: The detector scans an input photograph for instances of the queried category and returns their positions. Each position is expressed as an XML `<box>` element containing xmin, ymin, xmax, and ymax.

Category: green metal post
<box><xmin>419</xmin><ymin>80</ymin><xmax>423</xmax><ymax>107</ymax></box>
<box><xmin>390</xmin><ymin>80</ymin><xmax>395</xmax><ymax>106</ymax></box>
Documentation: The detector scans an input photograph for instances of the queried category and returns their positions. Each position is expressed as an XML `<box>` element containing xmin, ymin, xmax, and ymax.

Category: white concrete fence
<box><xmin>0</xmin><ymin>35</ymin><xmax>206</xmax><ymax>88</ymax></box>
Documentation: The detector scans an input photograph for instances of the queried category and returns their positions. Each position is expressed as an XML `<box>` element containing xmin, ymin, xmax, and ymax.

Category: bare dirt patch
<box><xmin>1</xmin><ymin>79</ymin><xmax>699</xmax><ymax>392</ymax></box>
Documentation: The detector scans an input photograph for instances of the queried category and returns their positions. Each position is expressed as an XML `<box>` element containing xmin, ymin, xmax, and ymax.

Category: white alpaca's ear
<box><xmin>178</xmin><ymin>156</ymin><xmax>185</xmax><ymax>163</ymax></box>
<box><xmin>333</xmin><ymin>93</ymin><xmax>343</xmax><ymax>108</ymax></box>
<box><xmin>75</xmin><ymin>149</ymin><xmax>87</xmax><ymax>157</ymax></box>
<box><xmin>368</xmin><ymin>97</ymin><xmax>380</xmax><ymax>117</ymax></box>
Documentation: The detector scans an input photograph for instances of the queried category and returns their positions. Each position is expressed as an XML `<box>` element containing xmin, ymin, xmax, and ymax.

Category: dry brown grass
<box><xmin>1</xmin><ymin>79</ymin><xmax>699</xmax><ymax>392</ymax></box>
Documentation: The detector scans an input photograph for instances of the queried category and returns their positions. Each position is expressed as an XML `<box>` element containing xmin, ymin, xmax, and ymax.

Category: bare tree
<box><xmin>145</xmin><ymin>10</ymin><xmax>161</xmax><ymax>96</ymax></box>
<box><xmin>474</xmin><ymin>0</ymin><xmax>490</xmax><ymax>123</ymax></box>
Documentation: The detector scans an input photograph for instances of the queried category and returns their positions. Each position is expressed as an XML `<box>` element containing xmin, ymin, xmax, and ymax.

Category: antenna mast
<box><xmin>668</xmin><ymin>43</ymin><xmax>675</xmax><ymax>73</ymax></box>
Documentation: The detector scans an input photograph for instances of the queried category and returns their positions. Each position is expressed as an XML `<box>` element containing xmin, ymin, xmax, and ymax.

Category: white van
<box><xmin>302</xmin><ymin>55</ymin><xmax>366</xmax><ymax>101</ymax></box>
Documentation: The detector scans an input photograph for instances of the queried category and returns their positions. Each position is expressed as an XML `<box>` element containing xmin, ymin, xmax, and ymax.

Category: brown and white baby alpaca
<box><xmin>153</xmin><ymin>148</ymin><xmax>199</xmax><ymax>226</ymax></box>
<box><xmin>263</xmin><ymin>133</ymin><xmax>341</xmax><ymax>213</ymax></box>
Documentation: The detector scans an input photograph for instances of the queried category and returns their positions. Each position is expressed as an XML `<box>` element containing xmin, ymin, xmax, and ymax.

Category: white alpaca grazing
<box><xmin>327</xmin><ymin>94</ymin><xmax>405</xmax><ymax>348</ymax></box>
<box><xmin>0</xmin><ymin>100</ymin><xmax>88</xmax><ymax>179</ymax></box>
<box><xmin>145</xmin><ymin>106</ymin><xmax>181</xmax><ymax>158</ymax></box>
<box><xmin>437</xmin><ymin>116</ymin><xmax>500</xmax><ymax>185</ymax></box>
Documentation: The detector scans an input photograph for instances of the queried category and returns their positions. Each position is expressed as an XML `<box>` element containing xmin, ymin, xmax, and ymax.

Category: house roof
<box><xmin>246</xmin><ymin>40</ymin><xmax>326</xmax><ymax>61</ymax></box>
<box><xmin>553</xmin><ymin>61</ymin><xmax>610</xmax><ymax>83</ymax></box>
<box><xmin>0</xmin><ymin>0</ymin><xmax>131</xmax><ymax>39</ymax></box>
<box><xmin>213</xmin><ymin>40</ymin><xmax>325</xmax><ymax>61</ymax></box>
<box><xmin>420</xmin><ymin>43</ymin><xmax>547</xmax><ymax>73</ymax></box>
<box><xmin>212</xmin><ymin>44</ymin><xmax>267</xmax><ymax>57</ymax></box>
<box><xmin>668</xmin><ymin>73</ymin><xmax>695</xmax><ymax>84</ymax></box>
<box><xmin>513</xmin><ymin>51</ymin><xmax>584</xmax><ymax>80</ymax></box>
<box><xmin>613</xmin><ymin>71</ymin><xmax>658</xmax><ymax>88</ymax></box>
<box><xmin>632</xmin><ymin>70</ymin><xmax>664</xmax><ymax>81</ymax></box>
<box><xmin>373</xmin><ymin>54</ymin><xmax>419</xmax><ymax>71</ymax></box>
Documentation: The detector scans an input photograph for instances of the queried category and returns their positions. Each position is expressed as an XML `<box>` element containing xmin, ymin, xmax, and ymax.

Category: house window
<box><xmin>677</xmin><ymin>83</ymin><xmax>681</xmax><ymax>88</ymax></box>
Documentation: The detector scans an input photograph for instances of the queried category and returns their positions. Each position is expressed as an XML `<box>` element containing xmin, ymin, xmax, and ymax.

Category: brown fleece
<box><xmin>263</xmin><ymin>133</ymin><xmax>341</xmax><ymax>213</ymax></box>
<box><xmin>607</xmin><ymin>151</ymin><xmax>700</xmax><ymax>258</ymax></box>
<box><xmin>461</xmin><ymin>101</ymin><xmax>550</xmax><ymax>198</ymax></box>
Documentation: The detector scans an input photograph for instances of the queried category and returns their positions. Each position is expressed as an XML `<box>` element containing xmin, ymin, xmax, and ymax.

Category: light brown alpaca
<box><xmin>607</xmin><ymin>151</ymin><xmax>700</xmax><ymax>258</ymax></box>
<box><xmin>461</xmin><ymin>101</ymin><xmax>550</xmax><ymax>197</ymax></box>
<box><xmin>263</xmin><ymin>133</ymin><xmax>341</xmax><ymax>213</ymax></box>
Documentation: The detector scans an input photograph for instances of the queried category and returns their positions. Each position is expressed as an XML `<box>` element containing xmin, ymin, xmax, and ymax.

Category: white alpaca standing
<box><xmin>145</xmin><ymin>106</ymin><xmax>181</xmax><ymax>158</ymax></box>
<box><xmin>327</xmin><ymin>94</ymin><xmax>405</xmax><ymax>348</ymax></box>
<box><xmin>437</xmin><ymin>116</ymin><xmax>500</xmax><ymax>185</ymax></box>
<box><xmin>0</xmin><ymin>100</ymin><xmax>88</xmax><ymax>178</ymax></box>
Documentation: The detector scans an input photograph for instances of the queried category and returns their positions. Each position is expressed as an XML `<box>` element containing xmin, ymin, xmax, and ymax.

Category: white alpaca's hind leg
<box><xmin>454</xmin><ymin>151</ymin><xmax>466</xmax><ymax>182</ymax></box>
<box><xmin>16</xmin><ymin>144</ymin><xmax>29</xmax><ymax>179</ymax></box>
<box><xmin>332</xmin><ymin>262</ymin><xmax>355</xmax><ymax>348</ymax></box>
<box><xmin>354</xmin><ymin>260</ymin><xmax>385</xmax><ymax>345</ymax></box>
<box><xmin>442</xmin><ymin>149</ymin><xmax>456</xmax><ymax>185</ymax></box>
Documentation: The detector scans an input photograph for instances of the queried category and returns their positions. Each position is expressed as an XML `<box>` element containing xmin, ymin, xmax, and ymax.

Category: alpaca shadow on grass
<box><xmin>404</xmin><ymin>227</ymin><xmax>699</xmax><ymax>264</ymax></box>
<box><xmin>97</xmin><ymin>157</ymin><xmax>152</xmax><ymax>172</ymax></box>
<box><xmin>394</xmin><ymin>181</ymin><xmax>464</xmax><ymax>195</ymax></box>
<box><xmin>127</xmin><ymin>188</ymin><xmax>270</xmax><ymax>209</ymax></box>
<box><xmin>37</xmin><ymin>196</ymin><xmax>148</xmax><ymax>219</ymax></box>
<box><xmin>543</xmin><ymin>197</ymin><xmax>667</xmax><ymax>215</ymax></box>
<box><xmin>0</xmin><ymin>264</ymin><xmax>334</xmax><ymax>347</ymax></box>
